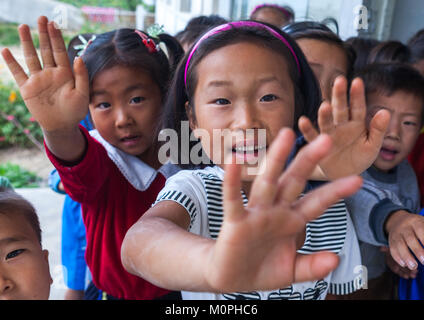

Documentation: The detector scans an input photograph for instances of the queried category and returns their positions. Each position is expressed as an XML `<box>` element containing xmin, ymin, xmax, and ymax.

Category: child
<box><xmin>175</xmin><ymin>15</ymin><xmax>228</xmax><ymax>52</ymax></box>
<box><xmin>408</xmin><ymin>29</ymin><xmax>424</xmax><ymax>75</ymax></box>
<box><xmin>0</xmin><ymin>188</ymin><xmax>53</xmax><ymax>300</ymax></box>
<box><xmin>1</xmin><ymin>16</ymin><xmax>183</xmax><ymax>300</ymax></box>
<box><xmin>121</xmin><ymin>21</ymin><xmax>390</xmax><ymax>300</ymax></box>
<box><xmin>285</xmin><ymin>21</ymin><xmax>356</xmax><ymax>102</ymax></box>
<box><xmin>344</xmin><ymin>63</ymin><xmax>424</xmax><ymax>299</ymax></box>
<box><xmin>48</xmin><ymin>33</ymin><xmax>95</xmax><ymax>300</ymax></box>
<box><xmin>250</xmin><ymin>4</ymin><xmax>295</xmax><ymax>29</ymax></box>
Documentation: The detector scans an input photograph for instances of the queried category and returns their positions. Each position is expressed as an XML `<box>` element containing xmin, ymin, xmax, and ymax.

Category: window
<box><xmin>180</xmin><ymin>0</ymin><xmax>192</xmax><ymax>12</ymax></box>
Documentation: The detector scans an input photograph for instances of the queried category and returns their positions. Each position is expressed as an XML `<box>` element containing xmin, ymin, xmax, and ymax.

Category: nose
<box><xmin>385</xmin><ymin>116</ymin><xmax>401</xmax><ymax>140</ymax></box>
<box><xmin>0</xmin><ymin>272</ymin><xmax>14</xmax><ymax>297</ymax></box>
<box><xmin>233</xmin><ymin>103</ymin><xmax>261</xmax><ymax>130</ymax></box>
<box><xmin>115</xmin><ymin>107</ymin><xmax>134</xmax><ymax>128</ymax></box>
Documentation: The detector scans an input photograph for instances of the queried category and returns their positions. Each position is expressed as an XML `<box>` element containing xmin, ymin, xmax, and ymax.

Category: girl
<box><xmin>284</xmin><ymin>21</ymin><xmax>356</xmax><ymax>102</ymax></box>
<box><xmin>121</xmin><ymin>21</ymin><xmax>389</xmax><ymax>300</ymax></box>
<box><xmin>1</xmin><ymin>16</ymin><xmax>183</xmax><ymax>300</ymax></box>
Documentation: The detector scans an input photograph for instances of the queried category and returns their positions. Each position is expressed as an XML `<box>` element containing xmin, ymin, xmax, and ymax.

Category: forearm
<box><xmin>43</xmin><ymin>126</ymin><xmax>86</xmax><ymax>164</ymax></box>
<box><xmin>121</xmin><ymin>216</ymin><xmax>216</xmax><ymax>292</ymax></box>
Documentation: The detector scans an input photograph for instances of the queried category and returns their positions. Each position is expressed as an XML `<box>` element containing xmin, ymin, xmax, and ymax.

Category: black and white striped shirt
<box><xmin>155</xmin><ymin>166</ymin><xmax>363</xmax><ymax>300</ymax></box>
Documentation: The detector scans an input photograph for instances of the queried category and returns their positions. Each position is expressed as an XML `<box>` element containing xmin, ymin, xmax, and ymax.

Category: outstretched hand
<box><xmin>204</xmin><ymin>128</ymin><xmax>363</xmax><ymax>292</ymax></box>
<box><xmin>299</xmin><ymin>76</ymin><xmax>390</xmax><ymax>180</ymax></box>
<box><xmin>0</xmin><ymin>16</ymin><xmax>89</xmax><ymax>133</ymax></box>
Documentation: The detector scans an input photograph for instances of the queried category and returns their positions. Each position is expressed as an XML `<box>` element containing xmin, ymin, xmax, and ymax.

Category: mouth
<box><xmin>120</xmin><ymin>135</ymin><xmax>142</xmax><ymax>147</ymax></box>
<box><xmin>379</xmin><ymin>146</ymin><xmax>399</xmax><ymax>161</ymax></box>
<box><xmin>230</xmin><ymin>142</ymin><xmax>268</xmax><ymax>163</ymax></box>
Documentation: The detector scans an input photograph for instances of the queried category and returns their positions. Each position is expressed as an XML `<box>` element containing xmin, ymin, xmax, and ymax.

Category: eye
<box><xmin>260</xmin><ymin>94</ymin><xmax>277</xmax><ymax>102</ymax></box>
<box><xmin>404</xmin><ymin>121</ymin><xmax>417</xmax><ymax>126</ymax></box>
<box><xmin>213</xmin><ymin>98</ymin><xmax>231</xmax><ymax>105</ymax></box>
<box><xmin>130</xmin><ymin>96</ymin><xmax>146</xmax><ymax>104</ymax></box>
<box><xmin>5</xmin><ymin>249</ymin><xmax>25</xmax><ymax>260</ymax></box>
<box><xmin>96</xmin><ymin>102</ymin><xmax>111</xmax><ymax>110</ymax></box>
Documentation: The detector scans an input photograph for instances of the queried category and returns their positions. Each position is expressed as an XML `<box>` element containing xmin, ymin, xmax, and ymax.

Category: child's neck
<box><xmin>137</xmin><ymin>146</ymin><xmax>162</xmax><ymax>170</ymax></box>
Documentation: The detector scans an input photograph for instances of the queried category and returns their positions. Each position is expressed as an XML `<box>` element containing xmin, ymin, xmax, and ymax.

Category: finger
<box><xmin>367</xmin><ymin>109</ymin><xmax>390</xmax><ymax>146</ymax></box>
<box><xmin>47</xmin><ymin>21</ymin><xmax>71</xmax><ymax>68</ymax></box>
<box><xmin>331</xmin><ymin>76</ymin><xmax>349</xmax><ymax>125</ymax></box>
<box><xmin>223</xmin><ymin>160</ymin><xmax>245</xmax><ymax>222</ymax></box>
<box><xmin>1</xmin><ymin>48</ymin><xmax>28</xmax><ymax>87</ymax></box>
<box><xmin>317</xmin><ymin>101</ymin><xmax>334</xmax><ymax>134</ymax></box>
<box><xmin>73</xmin><ymin>57</ymin><xmax>90</xmax><ymax>97</ymax></box>
<box><xmin>395</xmin><ymin>238</ymin><xmax>418</xmax><ymax>270</ymax></box>
<box><xmin>293</xmin><ymin>251</ymin><xmax>339</xmax><ymax>284</ymax></box>
<box><xmin>277</xmin><ymin>134</ymin><xmax>333</xmax><ymax>203</ymax></box>
<box><xmin>404</xmin><ymin>230</ymin><xmax>424</xmax><ymax>265</ymax></box>
<box><xmin>37</xmin><ymin>16</ymin><xmax>56</xmax><ymax>68</ymax></box>
<box><xmin>293</xmin><ymin>176</ymin><xmax>362</xmax><ymax>225</ymax></box>
<box><xmin>18</xmin><ymin>24</ymin><xmax>42</xmax><ymax>74</ymax></box>
<box><xmin>249</xmin><ymin>128</ymin><xmax>295</xmax><ymax>207</ymax></box>
<box><xmin>349</xmin><ymin>78</ymin><xmax>367</xmax><ymax>122</ymax></box>
<box><xmin>298</xmin><ymin>116</ymin><xmax>319</xmax><ymax>143</ymax></box>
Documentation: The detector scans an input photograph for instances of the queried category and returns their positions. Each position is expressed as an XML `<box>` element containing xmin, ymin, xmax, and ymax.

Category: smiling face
<box><xmin>0</xmin><ymin>212</ymin><xmax>52</xmax><ymax>300</ymax></box>
<box><xmin>189</xmin><ymin>42</ymin><xmax>295</xmax><ymax>185</ymax></box>
<box><xmin>367</xmin><ymin>90</ymin><xmax>423</xmax><ymax>172</ymax></box>
<box><xmin>89</xmin><ymin>65</ymin><xmax>162</xmax><ymax>167</ymax></box>
<box><xmin>296</xmin><ymin>38</ymin><xmax>348</xmax><ymax>102</ymax></box>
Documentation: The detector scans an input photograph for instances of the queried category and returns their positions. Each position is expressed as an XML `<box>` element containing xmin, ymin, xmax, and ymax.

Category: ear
<box><xmin>42</xmin><ymin>249</ymin><xmax>53</xmax><ymax>285</ymax></box>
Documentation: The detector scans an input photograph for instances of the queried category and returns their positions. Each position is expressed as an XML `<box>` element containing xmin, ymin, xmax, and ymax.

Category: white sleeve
<box><xmin>153</xmin><ymin>170</ymin><xmax>207</xmax><ymax>235</ymax></box>
<box><xmin>328</xmin><ymin>213</ymin><xmax>364</xmax><ymax>295</ymax></box>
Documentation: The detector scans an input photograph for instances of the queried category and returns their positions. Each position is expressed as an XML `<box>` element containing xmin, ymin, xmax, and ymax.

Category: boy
<box><xmin>250</xmin><ymin>4</ymin><xmax>295</xmax><ymax>29</ymax></box>
<box><xmin>344</xmin><ymin>63</ymin><xmax>424</xmax><ymax>299</ymax></box>
<box><xmin>0</xmin><ymin>188</ymin><xmax>52</xmax><ymax>300</ymax></box>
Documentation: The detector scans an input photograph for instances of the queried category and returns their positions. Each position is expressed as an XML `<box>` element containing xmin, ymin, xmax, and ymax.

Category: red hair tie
<box><xmin>134</xmin><ymin>30</ymin><xmax>158</xmax><ymax>54</ymax></box>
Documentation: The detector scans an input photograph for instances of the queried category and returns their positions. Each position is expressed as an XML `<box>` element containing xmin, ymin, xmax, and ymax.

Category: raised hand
<box><xmin>0</xmin><ymin>16</ymin><xmax>89</xmax><ymax>133</ymax></box>
<box><xmin>299</xmin><ymin>76</ymin><xmax>391</xmax><ymax>180</ymax></box>
<box><xmin>204</xmin><ymin>128</ymin><xmax>363</xmax><ymax>292</ymax></box>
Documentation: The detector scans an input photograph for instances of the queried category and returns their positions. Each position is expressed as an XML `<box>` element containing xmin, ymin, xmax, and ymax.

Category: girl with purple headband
<box><xmin>1</xmin><ymin>16</ymin><xmax>184</xmax><ymax>300</ymax></box>
<box><xmin>250</xmin><ymin>4</ymin><xmax>295</xmax><ymax>28</ymax></box>
<box><xmin>121</xmin><ymin>21</ymin><xmax>390</xmax><ymax>300</ymax></box>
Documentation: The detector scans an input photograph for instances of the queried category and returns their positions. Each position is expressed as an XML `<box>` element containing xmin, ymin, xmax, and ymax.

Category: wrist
<box><xmin>385</xmin><ymin>210</ymin><xmax>408</xmax><ymax>235</ymax></box>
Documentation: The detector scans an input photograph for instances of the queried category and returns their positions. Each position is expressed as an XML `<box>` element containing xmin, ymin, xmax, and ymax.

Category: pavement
<box><xmin>15</xmin><ymin>188</ymin><xmax>67</xmax><ymax>300</ymax></box>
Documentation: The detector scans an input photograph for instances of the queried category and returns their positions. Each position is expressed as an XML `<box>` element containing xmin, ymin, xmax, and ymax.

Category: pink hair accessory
<box><xmin>134</xmin><ymin>29</ymin><xmax>158</xmax><ymax>54</ymax></box>
<box><xmin>251</xmin><ymin>4</ymin><xmax>294</xmax><ymax>20</ymax></box>
<box><xmin>184</xmin><ymin>21</ymin><xmax>301</xmax><ymax>88</ymax></box>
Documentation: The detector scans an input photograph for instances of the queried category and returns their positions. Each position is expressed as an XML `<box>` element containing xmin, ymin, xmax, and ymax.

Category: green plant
<box><xmin>0</xmin><ymin>22</ymin><xmax>40</xmax><ymax>48</ymax></box>
<box><xmin>0</xmin><ymin>82</ymin><xmax>44</xmax><ymax>149</ymax></box>
<box><xmin>0</xmin><ymin>163</ymin><xmax>42</xmax><ymax>188</ymax></box>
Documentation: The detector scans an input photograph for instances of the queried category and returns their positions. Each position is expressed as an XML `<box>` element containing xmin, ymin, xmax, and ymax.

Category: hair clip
<box><xmin>135</xmin><ymin>29</ymin><xmax>158</xmax><ymax>53</ymax></box>
<box><xmin>74</xmin><ymin>34</ymin><xmax>97</xmax><ymax>57</ymax></box>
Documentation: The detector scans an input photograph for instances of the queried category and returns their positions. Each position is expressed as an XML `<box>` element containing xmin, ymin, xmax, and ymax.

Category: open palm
<box><xmin>1</xmin><ymin>16</ymin><xmax>89</xmax><ymax>132</ymax></box>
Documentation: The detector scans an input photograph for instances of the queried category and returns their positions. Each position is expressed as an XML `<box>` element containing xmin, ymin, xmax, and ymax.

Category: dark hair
<box><xmin>0</xmin><ymin>190</ymin><xmax>42</xmax><ymax>244</ymax></box>
<box><xmin>285</xmin><ymin>22</ymin><xmax>356</xmax><ymax>80</ymax></box>
<box><xmin>356</xmin><ymin>63</ymin><xmax>424</xmax><ymax>124</ymax></box>
<box><xmin>82</xmin><ymin>28</ymin><xmax>184</xmax><ymax>98</ymax></box>
<box><xmin>345</xmin><ymin>37</ymin><xmax>380</xmax><ymax>72</ymax></box>
<box><xmin>175</xmin><ymin>15</ymin><xmax>229</xmax><ymax>51</ymax></box>
<box><xmin>162</xmin><ymin>22</ymin><xmax>321</xmax><ymax>168</ymax></box>
<box><xmin>250</xmin><ymin>4</ymin><xmax>295</xmax><ymax>22</ymax></box>
<box><xmin>368</xmin><ymin>41</ymin><xmax>411</xmax><ymax>65</ymax></box>
<box><xmin>408</xmin><ymin>29</ymin><xmax>424</xmax><ymax>63</ymax></box>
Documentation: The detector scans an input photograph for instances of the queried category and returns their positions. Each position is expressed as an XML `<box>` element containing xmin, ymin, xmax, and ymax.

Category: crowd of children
<box><xmin>1</xmin><ymin>2</ymin><xmax>424</xmax><ymax>300</ymax></box>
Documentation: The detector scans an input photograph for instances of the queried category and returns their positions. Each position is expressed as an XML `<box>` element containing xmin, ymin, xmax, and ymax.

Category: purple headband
<box><xmin>184</xmin><ymin>21</ymin><xmax>301</xmax><ymax>88</ymax></box>
<box><xmin>251</xmin><ymin>4</ymin><xmax>294</xmax><ymax>20</ymax></box>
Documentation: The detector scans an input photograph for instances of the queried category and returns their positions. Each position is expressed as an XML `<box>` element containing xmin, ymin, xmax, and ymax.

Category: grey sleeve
<box><xmin>345</xmin><ymin>180</ymin><xmax>409</xmax><ymax>246</ymax></box>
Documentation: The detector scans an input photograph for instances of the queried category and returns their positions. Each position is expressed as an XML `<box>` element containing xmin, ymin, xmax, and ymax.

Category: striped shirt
<box><xmin>155</xmin><ymin>166</ymin><xmax>363</xmax><ymax>300</ymax></box>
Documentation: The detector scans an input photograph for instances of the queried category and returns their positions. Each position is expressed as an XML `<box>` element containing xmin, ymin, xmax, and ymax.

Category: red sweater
<box><xmin>409</xmin><ymin>132</ymin><xmax>424</xmax><ymax>208</ymax></box>
<box><xmin>45</xmin><ymin>126</ymin><xmax>171</xmax><ymax>300</ymax></box>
